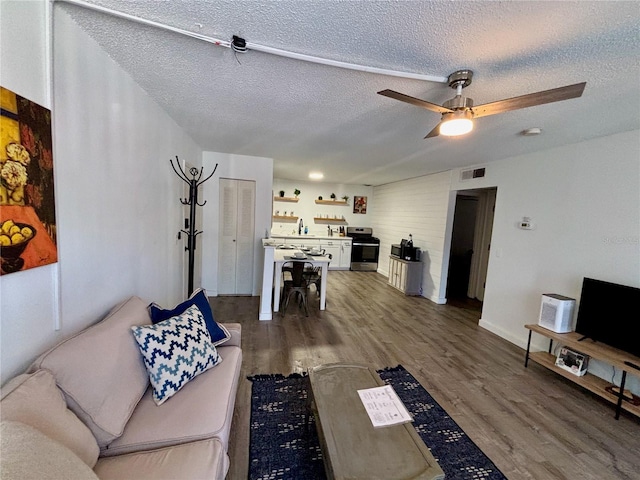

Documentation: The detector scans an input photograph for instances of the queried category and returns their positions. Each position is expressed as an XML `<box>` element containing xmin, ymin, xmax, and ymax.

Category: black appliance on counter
<box><xmin>347</xmin><ymin>227</ymin><xmax>380</xmax><ymax>271</ymax></box>
<box><xmin>391</xmin><ymin>239</ymin><xmax>420</xmax><ymax>261</ymax></box>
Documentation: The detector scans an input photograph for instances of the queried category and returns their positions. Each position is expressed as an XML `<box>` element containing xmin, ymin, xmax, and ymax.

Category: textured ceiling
<box><xmin>57</xmin><ymin>0</ymin><xmax>639</xmax><ymax>186</ymax></box>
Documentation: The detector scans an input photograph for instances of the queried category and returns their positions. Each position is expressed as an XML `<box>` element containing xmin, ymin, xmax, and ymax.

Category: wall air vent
<box><xmin>460</xmin><ymin>167</ymin><xmax>486</xmax><ymax>181</ymax></box>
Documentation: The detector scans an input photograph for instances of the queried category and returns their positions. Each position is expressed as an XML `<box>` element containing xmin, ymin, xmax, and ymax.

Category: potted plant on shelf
<box><xmin>294</xmin><ymin>189</ymin><xmax>301</xmax><ymax>198</ymax></box>
<box><xmin>330</xmin><ymin>193</ymin><xmax>336</xmax><ymax>200</ymax></box>
<box><xmin>279</xmin><ymin>190</ymin><xmax>285</xmax><ymax>197</ymax></box>
<box><xmin>341</xmin><ymin>195</ymin><xmax>349</xmax><ymax>203</ymax></box>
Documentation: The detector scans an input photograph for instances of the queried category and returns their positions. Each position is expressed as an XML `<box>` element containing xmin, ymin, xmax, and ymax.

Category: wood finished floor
<box><xmin>210</xmin><ymin>271</ymin><xmax>640</xmax><ymax>480</ymax></box>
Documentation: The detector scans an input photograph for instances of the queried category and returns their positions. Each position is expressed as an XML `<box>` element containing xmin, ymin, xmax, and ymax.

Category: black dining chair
<box><xmin>303</xmin><ymin>254</ymin><xmax>331</xmax><ymax>299</ymax></box>
<box><xmin>281</xmin><ymin>261</ymin><xmax>315</xmax><ymax>316</ymax></box>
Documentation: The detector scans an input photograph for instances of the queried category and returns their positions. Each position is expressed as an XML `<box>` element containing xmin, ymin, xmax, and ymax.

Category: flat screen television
<box><xmin>575</xmin><ymin>277</ymin><xmax>640</xmax><ymax>358</ymax></box>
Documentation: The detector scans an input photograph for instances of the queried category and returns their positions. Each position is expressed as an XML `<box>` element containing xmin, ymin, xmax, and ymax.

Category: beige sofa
<box><xmin>0</xmin><ymin>296</ymin><xmax>242</xmax><ymax>479</ymax></box>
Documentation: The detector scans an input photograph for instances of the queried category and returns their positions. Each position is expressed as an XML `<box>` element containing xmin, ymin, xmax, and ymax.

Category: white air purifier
<box><xmin>538</xmin><ymin>294</ymin><xmax>576</xmax><ymax>333</ymax></box>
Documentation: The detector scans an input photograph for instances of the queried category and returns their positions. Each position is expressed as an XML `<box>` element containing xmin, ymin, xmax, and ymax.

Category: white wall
<box><xmin>200</xmin><ymin>152</ymin><xmax>273</xmax><ymax>296</ymax></box>
<box><xmin>271</xmin><ymin>179</ymin><xmax>374</xmax><ymax>236</ymax></box>
<box><xmin>0</xmin><ymin>2</ymin><xmax>201</xmax><ymax>384</ymax></box>
<box><xmin>372</xmin><ymin>171</ymin><xmax>453</xmax><ymax>303</ymax></box>
<box><xmin>450</xmin><ymin>130</ymin><xmax>640</xmax><ymax>393</ymax></box>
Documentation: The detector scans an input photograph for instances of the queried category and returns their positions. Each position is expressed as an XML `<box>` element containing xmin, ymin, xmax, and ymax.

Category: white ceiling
<box><xmin>58</xmin><ymin>0</ymin><xmax>640</xmax><ymax>186</ymax></box>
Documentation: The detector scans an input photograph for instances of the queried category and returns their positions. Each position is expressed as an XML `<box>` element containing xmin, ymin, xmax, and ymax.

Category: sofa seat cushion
<box><xmin>101</xmin><ymin>345</ymin><xmax>241</xmax><ymax>457</ymax></box>
<box><xmin>94</xmin><ymin>437</ymin><xmax>228</xmax><ymax>480</ymax></box>
<box><xmin>30</xmin><ymin>296</ymin><xmax>151</xmax><ymax>448</ymax></box>
<box><xmin>0</xmin><ymin>421</ymin><xmax>99</xmax><ymax>480</ymax></box>
<box><xmin>1</xmin><ymin>369</ymin><xmax>99</xmax><ymax>468</ymax></box>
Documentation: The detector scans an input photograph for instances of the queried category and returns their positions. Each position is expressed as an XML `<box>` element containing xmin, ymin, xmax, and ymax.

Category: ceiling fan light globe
<box><xmin>439</xmin><ymin>117</ymin><xmax>473</xmax><ymax>136</ymax></box>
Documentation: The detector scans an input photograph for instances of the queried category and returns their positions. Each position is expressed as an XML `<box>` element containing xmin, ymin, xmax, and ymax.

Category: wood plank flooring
<box><xmin>210</xmin><ymin>271</ymin><xmax>640</xmax><ymax>480</ymax></box>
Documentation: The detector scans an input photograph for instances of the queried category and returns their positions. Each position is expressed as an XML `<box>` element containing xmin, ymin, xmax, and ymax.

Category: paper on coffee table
<box><xmin>357</xmin><ymin>385</ymin><xmax>413</xmax><ymax>428</ymax></box>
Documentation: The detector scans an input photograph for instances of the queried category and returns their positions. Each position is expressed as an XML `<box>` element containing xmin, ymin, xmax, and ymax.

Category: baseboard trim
<box><xmin>478</xmin><ymin>318</ymin><xmax>546</xmax><ymax>351</ymax></box>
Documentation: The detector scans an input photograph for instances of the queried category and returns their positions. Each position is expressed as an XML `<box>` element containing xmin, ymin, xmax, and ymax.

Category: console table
<box><xmin>524</xmin><ymin>324</ymin><xmax>640</xmax><ymax>419</ymax></box>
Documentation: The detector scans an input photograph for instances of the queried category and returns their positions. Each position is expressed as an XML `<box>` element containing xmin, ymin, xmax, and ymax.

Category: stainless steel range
<box><xmin>347</xmin><ymin>227</ymin><xmax>380</xmax><ymax>271</ymax></box>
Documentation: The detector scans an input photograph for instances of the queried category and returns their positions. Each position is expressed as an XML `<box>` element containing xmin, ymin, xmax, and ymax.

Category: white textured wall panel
<box><xmin>372</xmin><ymin>171</ymin><xmax>452</xmax><ymax>302</ymax></box>
<box><xmin>1</xmin><ymin>4</ymin><xmax>201</xmax><ymax>383</ymax></box>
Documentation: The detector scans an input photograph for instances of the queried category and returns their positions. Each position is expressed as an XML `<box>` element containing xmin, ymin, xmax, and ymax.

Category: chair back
<box><xmin>283</xmin><ymin>261</ymin><xmax>314</xmax><ymax>287</ymax></box>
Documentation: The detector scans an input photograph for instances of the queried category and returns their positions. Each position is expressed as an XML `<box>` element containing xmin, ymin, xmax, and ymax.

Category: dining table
<box><xmin>259</xmin><ymin>241</ymin><xmax>331</xmax><ymax>320</ymax></box>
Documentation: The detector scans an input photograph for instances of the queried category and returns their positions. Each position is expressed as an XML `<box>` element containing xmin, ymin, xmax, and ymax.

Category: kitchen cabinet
<box><xmin>388</xmin><ymin>256</ymin><xmax>422</xmax><ymax>295</ymax></box>
<box><xmin>320</xmin><ymin>240</ymin><xmax>341</xmax><ymax>269</ymax></box>
<box><xmin>339</xmin><ymin>239</ymin><xmax>352</xmax><ymax>269</ymax></box>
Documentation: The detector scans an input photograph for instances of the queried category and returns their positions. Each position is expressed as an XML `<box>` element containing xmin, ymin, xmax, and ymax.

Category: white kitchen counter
<box><xmin>259</xmin><ymin>240</ymin><xmax>331</xmax><ymax>321</ymax></box>
<box><xmin>267</xmin><ymin>236</ymin><xmax>352</xmax><ymax>270</ymax></box>
<box><xmin>269</xmin><ymin>234</ymin><xmax>351</xmax><ymax>241</ymax></box>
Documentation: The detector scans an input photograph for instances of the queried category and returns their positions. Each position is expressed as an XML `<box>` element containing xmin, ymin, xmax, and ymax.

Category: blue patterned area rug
<box><xmin>248</xmin><ymin>365</ymin><xmax>507</xmax><ymax>480</ymax></box>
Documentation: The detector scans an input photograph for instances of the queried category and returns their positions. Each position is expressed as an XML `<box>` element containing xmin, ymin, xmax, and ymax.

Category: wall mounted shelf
<box><xmin>314</xmin><ymin>217</ymin><xmax>347</xmax><ymax>223</ymax></box>
<box><xmin>315</xmin><ymin>199</ymin><xmax>348</xmax><ymax>205</ymax></box>
<box><xmin>274</xmin><ymin>196</ymin><xmax>299</xmax><ymax>202</ymax></box>
<box><xmin>273</xmin><ymin>215</ymin><xmax>298</xmax><ymax>221</ymax></box>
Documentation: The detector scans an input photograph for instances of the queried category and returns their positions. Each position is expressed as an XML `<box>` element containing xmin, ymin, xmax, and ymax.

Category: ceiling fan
<box><xmin>378</xmin><ymin>70</ymin><xmax>586</xmax><ymax>139</ymax></box>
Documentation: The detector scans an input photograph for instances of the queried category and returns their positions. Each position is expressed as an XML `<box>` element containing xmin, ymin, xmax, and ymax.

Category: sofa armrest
<box><xmin>221</xmin><ymin>323</ymin><xmax>241</xmax><ymax>348</ymax></box>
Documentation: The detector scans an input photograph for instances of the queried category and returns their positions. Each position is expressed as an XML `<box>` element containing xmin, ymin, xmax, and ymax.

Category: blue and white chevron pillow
<box><xmin>131</xmin><ymin>304</ymin><xmax>221</xmax><ymax>405</ymax></box>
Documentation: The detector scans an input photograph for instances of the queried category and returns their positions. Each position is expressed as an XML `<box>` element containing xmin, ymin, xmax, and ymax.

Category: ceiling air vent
<box><xmin>460</xmin><ymin>167</ymin><xmax>486</xmax><ymax>181</ymax></box>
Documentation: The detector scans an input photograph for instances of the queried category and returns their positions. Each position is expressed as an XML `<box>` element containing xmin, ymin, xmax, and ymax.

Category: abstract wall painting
<box><xmin>0</xmin><ymin>86</ymin><xmax>57</xmax><ymax>275</ymax></box>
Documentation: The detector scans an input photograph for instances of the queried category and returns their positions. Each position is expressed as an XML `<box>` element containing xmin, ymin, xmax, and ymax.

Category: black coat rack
<box><xmin>170</xmin><ymin>156</ymin><xmax>217</xmax><ymax>296</ymax></box>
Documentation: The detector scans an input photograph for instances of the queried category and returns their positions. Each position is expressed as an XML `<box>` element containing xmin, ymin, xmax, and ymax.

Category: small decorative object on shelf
<box><xmin>342</xmin><ymin>195</ymin><xmax>349</xmax><ymax>203</ymax></box>
<box><xmin>294</xmin><ymin>188</ymin><xmax>301</xmax><ymax>197</ymax></box>
<box><xmin>555</xmin><ymin>347</ymin><xmax>589</xmax><ymax>376</ymax></box>
<box><xmin>279</xmin><ymin>190</ymin><xmax>285</xmax><ymax>197</ymax></box>
<box><xmin>330</xmin><ymin>193</ymin><xmax>336</xmax><ymax>200</ymax></box>
<box><xmin>318</xmin><ymin>196</ymin><xmax>323</xmax><ymax>200</ymax></box>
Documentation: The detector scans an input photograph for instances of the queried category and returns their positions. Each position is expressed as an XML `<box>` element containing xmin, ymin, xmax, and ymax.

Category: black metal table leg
<box><xmin>615</xmin><ymin>370</ymin><xmax>627</xmax><ymax>420</ymax></box>
<box><xmin>525</xmin><ymin>329</ymin><xmax>533</xmax><ymax>367</ymax></box>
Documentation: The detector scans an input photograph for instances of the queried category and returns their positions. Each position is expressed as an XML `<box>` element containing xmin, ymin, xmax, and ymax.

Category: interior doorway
<box><xmin>446</xmin><ymin>187</ymin><xmax>497</xmax><ymax>314</ymax></box>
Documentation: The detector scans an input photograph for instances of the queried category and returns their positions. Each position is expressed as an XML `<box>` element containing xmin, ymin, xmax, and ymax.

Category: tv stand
<box><xmin>524</xmin><ymin>324</ymin><xmax>640</xmax><ymax>419</ymax></box>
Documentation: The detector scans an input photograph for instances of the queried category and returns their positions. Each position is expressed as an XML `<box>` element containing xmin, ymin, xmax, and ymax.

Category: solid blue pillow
<box><xmin>148</xmin><ymin>288</ymin><xmax>231</xmax><ymax>346</ymax></box>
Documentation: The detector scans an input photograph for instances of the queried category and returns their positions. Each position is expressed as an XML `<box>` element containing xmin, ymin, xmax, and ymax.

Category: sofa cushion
<box><xmin>0</xmin><ymin>369</ymin><xmax>99</xmax><ymax>468</ymax></box>
<box><xmin>131</xmin><ymin>304</ymin><xmax>222</xmax><ymax>405</ymax></box>
<box><xmin>0</xmin><ymin>421</ymin><xmax>99</xmax><ymax>480</ymax></box>
<box><xmin>30</xmin><ymin>296</ymin><xmax>151</xmax><ymax>448</ymax></box>
<box><xmin>149</xmin><ymin>288</ymin><xmax>231</xmax><ymax>346</ymax></box>
<box><xmin>102</xmin><ymin>344</ymin><xmax>242</xmax><ymax>457</ymax></box>
<box><xmin>94</xmin><ymin>437</ymin><xmax>228</xmax><ymax>480</ymax></box>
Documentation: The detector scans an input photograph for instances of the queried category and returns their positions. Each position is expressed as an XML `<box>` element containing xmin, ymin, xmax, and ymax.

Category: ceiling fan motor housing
<box><xmin>443</xmin><ymin>95</ymin><xmax>474</xmax><ymax>110</ymax></box>
<box><xmin>448</xmin><ymin>70</ymin><xmax>473</xmax><ymax>89</ymax></box>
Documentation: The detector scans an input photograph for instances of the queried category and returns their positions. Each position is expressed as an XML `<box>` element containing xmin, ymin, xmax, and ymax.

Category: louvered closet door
<box><xmin>218</xmin><ymin>178</ymin><xmax>255</xmax><ymax>295</ymax></box>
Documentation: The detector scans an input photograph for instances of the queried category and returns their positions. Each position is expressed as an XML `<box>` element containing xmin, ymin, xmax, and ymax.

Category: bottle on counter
<box><xmin>407</xmin><ymin>234</ymin><xmax>413</xmax><ymax>247</ymax></box>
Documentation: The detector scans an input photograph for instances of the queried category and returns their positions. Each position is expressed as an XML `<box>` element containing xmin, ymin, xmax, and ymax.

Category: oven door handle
<box><xmin>352</xmin><ymin>242</ymin><xmax>379</xmax><ymax>247</ymax></box>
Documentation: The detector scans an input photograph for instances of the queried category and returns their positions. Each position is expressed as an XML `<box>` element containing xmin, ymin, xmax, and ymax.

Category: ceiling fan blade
<box><xmin>424</xmin><ymin>123</ymin><xmax>441</xmax><ymax>139</ymax></box>
<box><xmin>378</xmin><ymin>89</ymin><xmax>453</xmax><ymax>114</ymax></box>
<box><xmin>472</xmin><ymin>82</ymin><xmax>586</xmax><ymax>118</ymax></box>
